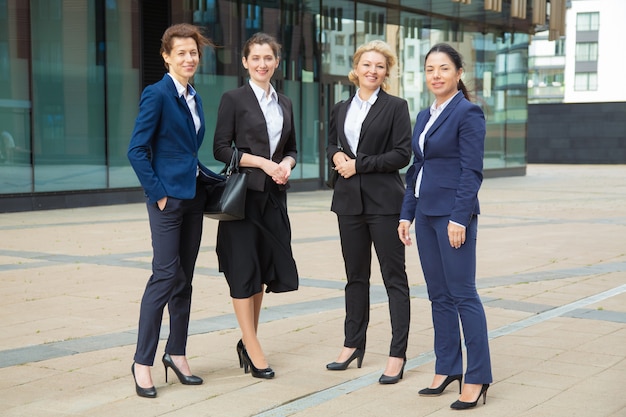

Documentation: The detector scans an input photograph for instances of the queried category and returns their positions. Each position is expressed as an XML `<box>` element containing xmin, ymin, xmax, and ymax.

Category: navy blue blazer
<box><xmin>400</xmin><ymin>92</ymin><xmax>485</xmax><ymax>226</ymax></box>
<box><xmin>213</xmin><ymin>83</ymin><xmax>297</xmax><ymax>192</ymax></box>
<box><xmin>128</xmin><ymin>74</ymin><xmax>208</xmax><ymax>204</ymax></box>
<box><xmin>326</xmin><ymin>89</ymin><xmax>412</xmax><ymax>215</ymax></box>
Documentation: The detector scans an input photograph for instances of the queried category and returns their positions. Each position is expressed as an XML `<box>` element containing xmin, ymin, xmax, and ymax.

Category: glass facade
<box><xmin>0</xmin><ymin>0</ymin><xmax>535</xmax><ymax>210</ymax></box>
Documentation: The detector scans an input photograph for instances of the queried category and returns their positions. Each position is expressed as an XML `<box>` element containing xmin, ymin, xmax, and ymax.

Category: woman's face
<box><xmin>425</xmin><ymin>51</ymin><xmax>462</xmax><ymax>103</ymax></box>
<box><xmin>354</xmin><ymin>51</ymin><xmax>387</xmax><ymax>92</ymax></box>
<box><xmin>243</xmin><ymin>43</ymin><xmax>279</xmax><ymax>87</ymax></box>
<box><xmin>162</xmin><ymin>37</ymin><xmax>199</xmax><ymax>85</ymax></box>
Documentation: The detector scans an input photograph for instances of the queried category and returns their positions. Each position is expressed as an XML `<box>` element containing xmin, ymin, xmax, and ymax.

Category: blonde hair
<box><xmin>348</xmin><ymin>40</ymin><xmax>397</xmax><ymax>91</ymax></box>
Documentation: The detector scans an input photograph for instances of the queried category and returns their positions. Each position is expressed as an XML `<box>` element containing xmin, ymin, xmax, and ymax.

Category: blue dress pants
<box><xmin>413</xmin><ymin>202</ymin><xmax>492</xmax><ymax>384</ymax></box>
<box><xmin>134</xmin><ymin>181</ymin><xmax>205</xmax><ymax>366</ymax></box>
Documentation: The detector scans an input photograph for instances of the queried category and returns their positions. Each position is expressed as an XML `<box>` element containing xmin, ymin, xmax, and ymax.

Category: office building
<box><xmin>0</xmin><ymin>0</ymin><xmax>561</xmax><ymax>211</ymax></box>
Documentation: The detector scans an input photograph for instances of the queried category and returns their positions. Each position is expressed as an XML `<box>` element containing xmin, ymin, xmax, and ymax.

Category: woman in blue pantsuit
<box><xmin>398</xmin><ymin>43</ymin><xmax>492</xmax><ymax>410</ymax></box>
<box><xmin>127</xmin><ymin>24</ymin><xmax>214</xmax><ymax>398</ymax></box>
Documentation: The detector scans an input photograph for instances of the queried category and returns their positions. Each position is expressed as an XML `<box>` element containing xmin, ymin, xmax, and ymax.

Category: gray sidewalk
<box><xmin>0</xmin><ymin>164</ymin><xmax>625</xmax><ymax>417</ymax></box>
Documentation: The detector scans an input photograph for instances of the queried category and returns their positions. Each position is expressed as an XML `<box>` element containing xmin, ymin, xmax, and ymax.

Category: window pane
<box><xmin>574</xmin><ymin>73</ymin><xmax>588</xmax><ymax>90</ymax></box>
<box><xmin>106</xmin><ymin>0</ymin><xmax>141</xmax><ymax>188</ymax></box>
<box><xmin>0</xmin><ymin>1</ymin><xmax>32</xmax><ymax>193</ymax></box>
<box><xmin>31</xmin><ymin>0</ymin><xmax>106</xmax><ymax>192</ymax></box>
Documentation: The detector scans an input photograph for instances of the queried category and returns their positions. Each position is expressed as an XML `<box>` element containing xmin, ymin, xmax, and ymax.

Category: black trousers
<box><xmin>338</xmin><ymin>214</ymin><xmax>410</xmax><ymax>358</ymax></box>
<box><xmin>134</xmin><ymin>180</ymin><xmax>205</xmax><ymax>366</ymax></box>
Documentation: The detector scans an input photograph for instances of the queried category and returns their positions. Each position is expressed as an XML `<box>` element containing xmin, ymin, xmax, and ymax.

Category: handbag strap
<box><xmin>223</xmin><ymin>147</ymin><xmax>240</xmax><ymax>176</ymax></box>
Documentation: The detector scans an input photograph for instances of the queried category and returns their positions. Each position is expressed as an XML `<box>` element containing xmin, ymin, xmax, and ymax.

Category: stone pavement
<box><xmin>0</xmin><ymin>164</ymin><xmax>625</xmax><ymax>417</ymax></box>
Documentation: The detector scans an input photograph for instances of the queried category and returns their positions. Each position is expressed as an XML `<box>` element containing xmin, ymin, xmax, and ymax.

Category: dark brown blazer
<box><xmin>213</xmin><ymin>82</ymin><xmax>297</xmax><ymax>191</ymax></box>
<box><xmin>326</xmin><ymin>89</ymin><xmax>412</xmax><ymax>215</ymax></box>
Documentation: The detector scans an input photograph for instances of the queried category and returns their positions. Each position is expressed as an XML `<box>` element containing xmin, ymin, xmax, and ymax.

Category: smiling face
<box><xmin>162</xmin><ymin>37</ymin><xmax>199</xmax><ymax>85</ymax></box>
<box><xmin>242</xmin><ymin>43</ymin><xmax>279</xmax><ymax>90</ymax></box>
<box><xmin>425</xmin><ymin>51</ymin><xmax>463</xmax><ymax>105</ymax></box>
<box><xmin>354</xmin><ymin>51</ymin><xmax>387</xmax><ymax>93</ymax></box>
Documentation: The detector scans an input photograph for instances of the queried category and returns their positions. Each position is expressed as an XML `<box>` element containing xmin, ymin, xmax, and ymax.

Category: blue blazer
<box><xmin>128</xmin><ymin>74</ymin><xmax>208</xmax><ymax>204</ymax></box>
<box><xmin>400</xmin><ymin>92</ymin><xmax>485</xmax><ymax>226</ymax></box>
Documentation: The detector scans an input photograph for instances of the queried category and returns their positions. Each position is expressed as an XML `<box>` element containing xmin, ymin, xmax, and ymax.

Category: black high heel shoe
<box><xmin>326</xmin><ymin>348</ymin><xmax>365</xmax><ymax>371</ymax></box>
<box><xmin>131</xmin><ymin>362</ymin><xmax>157</xmax><ymax>398</ymax></box>
<box><xmin>236</xmin><ymin>339</ymin><xmax>245</xmax><ymax>369</ymax></box>
<box><xmin>378</xmin><ymin>358</ymin><xmax>407</xmax><ymax>384</ymax></box>
<box><xmin>241</xmin><ymin>347</ymin><xmax>275</xmax><ymax>379</ymax></box>
<box><xmin>450</xmin><ymin>384</ymin><xmax>489</xmax><ymax>410</ymax></box>
<box><xmin>162</xmin><ymin>353</ymin><xmax>203</xmax><ymax>385</ymax></box>
<box><xmin>418</xmin><ymin>374</ymin><xmax>463</xmax><ymax>396</ymax></box>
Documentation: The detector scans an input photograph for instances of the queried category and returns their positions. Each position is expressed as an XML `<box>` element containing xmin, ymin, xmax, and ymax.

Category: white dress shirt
<box><xmin>168</xmin><ymin>73</ymin><xmax>201</xmax><ymax>134</ymax></box>
<box><xmin>344</xmin><ymin>88</ymin><xmax>380</xmax><ymax>155</ymax></box>
<box><xmin>414</xmin><ymin>90</ymin><xmax>460</xmax><ymax>198</ymax></box>
<box><xmin>249</xmin><ymin>80</ymin><xmax>284</xmax><ymax>159</ymax></box>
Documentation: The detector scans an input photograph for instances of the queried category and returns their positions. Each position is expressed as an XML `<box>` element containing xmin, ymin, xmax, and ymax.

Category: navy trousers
<box><xmin>134</xmin><ymin>180</ymin><xmax>205</xmax><ymax>366</ymax></box>
<box><xmin>413</xmin><ymin>201</ymin><xmax>492</xmax><ymax>384</ymax></box>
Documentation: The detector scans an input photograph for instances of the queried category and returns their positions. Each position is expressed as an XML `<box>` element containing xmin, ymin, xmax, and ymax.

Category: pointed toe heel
<box><xmin>326</xmin><ymin>348</ymin><xmax>365</xmax><ymax>371</ymax></box>
<box><xmin>418</xmin><ymin>374</ymin><xmax>463</xmax><ymax>396</ymax></box>
<box><xmin>162</xmin><ymin>353</ymin><xmax>203</xmax><ymax>385</ymax></box>
<box><xmin>450</xmin><ymin>384</ymin><xmax>489</xmax><ymax>410</ymax></box>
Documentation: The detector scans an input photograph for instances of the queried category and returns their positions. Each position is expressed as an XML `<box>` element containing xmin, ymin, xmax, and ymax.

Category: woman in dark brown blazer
<box><xmin>213</xmin><ymin>33</ymin><xmax>298</xmax><ymax>379</ymax></box>
<box><xmin>325</xmin><ymin>40</ymin><xmax>412</xmax><ymax>384</ymax></box>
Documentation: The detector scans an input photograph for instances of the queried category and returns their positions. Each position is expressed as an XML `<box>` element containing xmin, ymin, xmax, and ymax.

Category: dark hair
<box><xmin>424</xmin><ymin>43</ymin><xmax>470</xmax><ymax>100</ymax></box>
<box><xmin>242</xmin><ymin>32</ymin><xmax>282</xmax><ymax>59</ymax></box>
<box><xmin>160</xmin><ymin>23</ymin><xmax>214</xmax><ymax>69</ymax></box>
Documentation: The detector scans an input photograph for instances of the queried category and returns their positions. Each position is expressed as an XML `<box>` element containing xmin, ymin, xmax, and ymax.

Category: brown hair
<box><xmin>242</xmin><ymin>32</ymin><xmax>282</xmax><ymax>59</ymax></box>
<box><xmin>160</xmin><ymin>23</ymin><xmax>214</xmax><ymax>69</ymax></box>
<box><xmin>348</xmin><ymin>40</ymin><xmax>397</xmax><ymax>91</ymax></box>
<box><xmin>424</xmin><ymin>43</ymin><xmax>470</xmax><ymax>100</ymax></box>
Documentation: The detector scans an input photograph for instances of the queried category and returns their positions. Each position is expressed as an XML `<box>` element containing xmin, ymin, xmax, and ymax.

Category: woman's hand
<box><xmin>398</xmin><ymin>221</ymin><xmax>412</xmax><ymax>246</ymax></box>
<box><xmin>272</xmin><ymin>159</ymin><xmax>293</xmax><ymax>185</ymax></box>
<box><xmin>447</xmin><ymin>221</ymin><xmax>466</xmax><ymax>249</ymax></box>
<box><xmin>333</xmin><ymin>152</ymin><xmax>356</xmax><ymax>179</ymax></box>
<box><xmin>157</xmin><ymin>196</ymin><xmax>168</xmax><ymax>211</ymax></box>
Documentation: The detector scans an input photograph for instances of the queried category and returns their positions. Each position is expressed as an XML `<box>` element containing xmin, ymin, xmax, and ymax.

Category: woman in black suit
<box><xmin>325</xmin><ymin>40</ymin><xmax>412</xmax><ymax>384</ymax></box>
<box><xmin>213</xmin><ymin>32</ymin><xmax>298</xmax><ymax>379</ymax></box>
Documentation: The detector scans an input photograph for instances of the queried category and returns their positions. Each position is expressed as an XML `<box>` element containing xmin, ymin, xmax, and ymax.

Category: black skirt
<box><xmin>216</xmin><ymin>181</ymin><xmax>299</xmax><ymax>298</ymax></box>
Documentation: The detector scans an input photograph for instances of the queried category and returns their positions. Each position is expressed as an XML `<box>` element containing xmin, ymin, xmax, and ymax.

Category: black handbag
<box><xmin>204</xmin><ymin>148</ymin><xmax>248</xmax><ymax>221</ymax></box>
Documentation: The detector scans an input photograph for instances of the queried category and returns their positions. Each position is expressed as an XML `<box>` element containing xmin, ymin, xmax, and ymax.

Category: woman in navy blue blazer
<box><xmin>127</xmin><ymin>23</ymin><xmax>214</xmax><ymax>398</ymax></box>
<box><xmin>213</xmin><ymin>33</ymin><xmax>298</xmax><ymax>380</ymax></box>
<box><xmin>398</xmin><ymin>44</ymin><xmax>492</xmax><ymax>409</ymax></box>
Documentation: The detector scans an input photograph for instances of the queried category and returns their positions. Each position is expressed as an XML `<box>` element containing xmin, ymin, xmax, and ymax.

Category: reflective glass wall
<box><xmin>0</xmin><ymin>0</ymin><xmax>528</xmax><ymax>207</ymax></box>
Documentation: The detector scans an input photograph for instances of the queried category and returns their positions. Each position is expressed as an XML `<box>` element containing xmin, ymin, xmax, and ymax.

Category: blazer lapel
<box><xmin>244</xmin><ymin>83</ymin><xmax>271</xmax><ymax>157</ymax></box>
<box><xmin>359</xmin><ymin>90</ymin><xmax>387</xmax><ymax>139</ymax></box>
<box><xmin>425</xmin><ymin>92</ymin><xmax>463</xmax><ymax>140</ymax></box>
<box><xmin>413</xmin><ymin>110</ymin><xmax>429</xmax><ymax>158</ymax></box>
<box><xmin>195</xmin><ymin>93</ymin><xmax>205</xmax><ymax>144</ymax></box>
<box><xmin>336</xmin><ymin>99</ymin><xmax>351</xmax><ymax>155</ymax></box>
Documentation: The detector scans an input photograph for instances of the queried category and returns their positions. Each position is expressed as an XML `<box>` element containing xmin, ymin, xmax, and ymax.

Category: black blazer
<box><xmin>326</xmin><ymin>89</ymin><xmax>412</xmax><ymax>215</ymax></box>
<box><xmin>213</xmin><ymin>83</ymin><xmax>298</xmax><ymax>192</ymax></box>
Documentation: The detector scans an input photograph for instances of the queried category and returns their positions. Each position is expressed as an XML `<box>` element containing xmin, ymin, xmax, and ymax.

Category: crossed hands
<box><xmin>332</xmin><ymin>152</ymin><xmax>356</xmax><ymax>179</ymax></box>
<box><xmin>264</xmin><ymin>159</ymin><xmax>293</xmax><ymax>185</ymax></box>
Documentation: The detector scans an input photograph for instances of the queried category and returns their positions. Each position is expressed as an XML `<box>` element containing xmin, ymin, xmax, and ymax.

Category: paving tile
<box><xmin>1</xmin><ymin>164</ymin><xmax>625</xmax><ymax>416</ymax></box>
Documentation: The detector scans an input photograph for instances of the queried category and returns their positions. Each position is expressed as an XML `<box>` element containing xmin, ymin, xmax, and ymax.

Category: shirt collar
<box><xmin>249</xmin><ymin>79</ymin><xmax>278</xmax><ymax>102</ymax></box>
<box><xmin>354</xmin><ymin>87</ymin><xmax>380</xmax><ymax>108</ymax></box>
<box><xmin>430</xmin><ymin>90</ymin><xmax>461</xmax><ymax>115</ymax></box>
<box><xmin>167</xmin><ymin>73</ymin><xmax>196</xmax><ymax>98</ymax></box>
